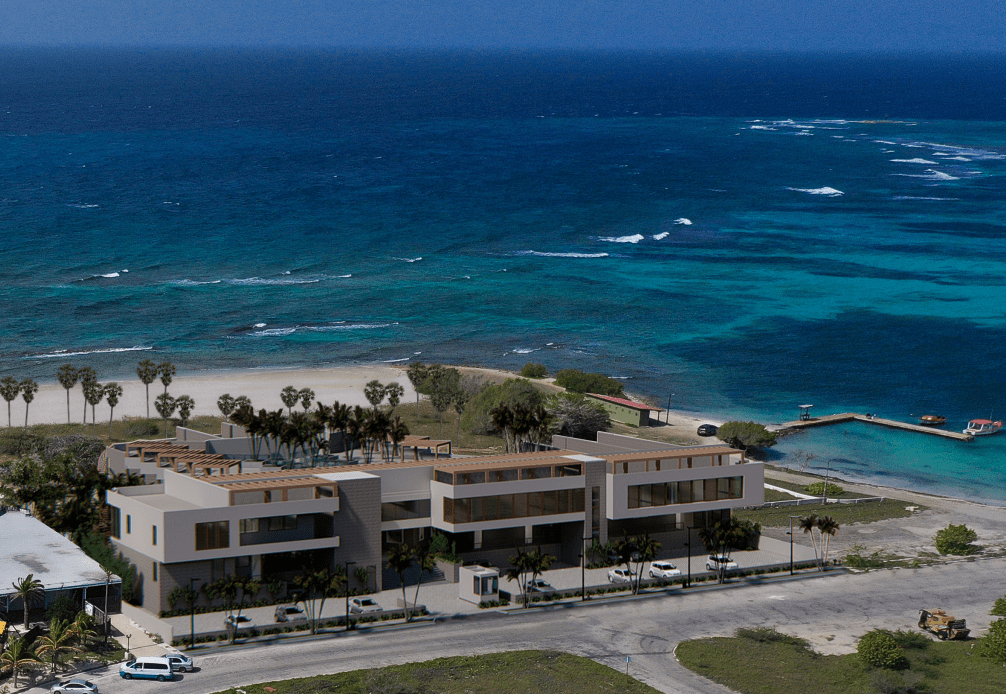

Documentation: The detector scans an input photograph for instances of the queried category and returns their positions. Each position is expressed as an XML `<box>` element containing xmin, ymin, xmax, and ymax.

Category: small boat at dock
<box><xmin>919</xmin><ymin>415</ymin><xmax>946</xmax><ymax>426</ymax></box>
<box><xmin>963</xmin><ymin>419</ymin><xmax>1002</xmax><ymax>436</ymax></box>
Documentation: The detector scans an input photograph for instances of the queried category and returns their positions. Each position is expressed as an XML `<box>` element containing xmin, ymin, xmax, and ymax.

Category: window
<box><xmin>127</xmin><ymin>515</ymin><xmax>131</xmax><ymax>534</ymax></box>
<box><xmin>521</xmin><ymin>467</ymin><xmax>551</xmax><ymax>480</ymax></box>
<box><xmin>435</xmin><ymin>471</ymin><xmax>453</xmax><ymax>485</ymax></box>
<box><xmin>239</xmin><ymin>518</ymin><xmax>260</xmax><ymax>534</ymax></box>
<box><xmin>443</xmin><ymin>489</ymin><xmax>586</xmax><ymax>524</ymax></box>
<box><xmin>109</xmin><ymin>507</ymin><xmax>121</xmax><ymax>539</ymax></box>
<box><xmin>591</xmin><ymin>487</ymin><xmax>601</xmax><ymax>538</ymax></box>
<box><xmin>151</xmin><ymin>525</ymin><xmax>157</xmax><ymax>546</ymax></box>
<box><xmin>494</xmin><ymin>469</ymin><xmax>518</xmax><ymax>482</ymax></box>
<box><xmin>268</xmin><ymin>515</ymin><xmax>297</xmax><ymax>531</ymax></box>
<box><xmin>152</xmin><ymin>562</ymin><xmax>158</xmax><ymax>582</ymax></box>
<box><xmin>315</xmin><ymin>486</ymin><xmax>334</xmax><ymax>498</ymax></box>
<box><xmin>557</xmin><ymin>464</ymin><xmax>581</xmax><ymax>477</ymax></box>
<box><xmin>381</xmin><ymin>500</ymin><xmax>432</xmax><ymax>522</ymax></box>
<box><xmin>195</xmin><ymin>521</ymin><xmax>230</xmax><ymax>550</ymax></box>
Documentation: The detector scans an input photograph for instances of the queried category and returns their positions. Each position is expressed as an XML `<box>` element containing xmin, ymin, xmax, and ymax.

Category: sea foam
<box><xmin>30</xmin><ymin>345</ymin><xmax>154</xmax><ymax>358</ymax></box>
<box><xmin>516</xmin><ymin>251</ymin><xmax>609</xmax><ymax>258</ymax></box>
<box><xmin>674</xmin><ymin>218</ymin><xmax>692</xmax><ymax>225</ymax></box>
<box><xmin>786</xmin><ymin>187</ymin><xmax>844</xmax><ymax>196</ymax></box>
<box><xmin>652</xmin><ymin>232</ymin><xmax>669</xmax><ymax>240</ymax></box>
<box><xmin>890</xmin><ymin>158</ymin><xmax>937</xmax><ymax>164</ymax></box>
<box><xmin>598</xmin><ymin>234</ymin><xmax>645</xmax><ymax>243</ymax></box>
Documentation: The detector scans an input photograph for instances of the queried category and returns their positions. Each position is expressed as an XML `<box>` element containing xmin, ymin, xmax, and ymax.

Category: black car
<box><xmin>697</xmin><ymin>424</ymin><xmax>718</xmax><ymax>437</ymax></box>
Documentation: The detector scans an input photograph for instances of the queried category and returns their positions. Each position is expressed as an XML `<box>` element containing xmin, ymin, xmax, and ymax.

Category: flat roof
<box><xmin>586</xmin><ymin>393</ymin><xmax>663</xmax><ymax>411</ymax></box>
<box><xmin>602</xmin><ymin>445</ymin><xmax>742</xmax><ymax>462</ymax></box>
<box><xmin>0</xmin><ymin>510</ymin><xmax>121</xmax><ymax>591</ymax></box>
<box><xmin>134</xmin><ymin>494</ymin><xmax>201</xmax><ymax>512</ymax></box>
<box><xmin>436</xmin><ymin>454</ymin><xmax>602</xmax><ymax>473</ymax></box>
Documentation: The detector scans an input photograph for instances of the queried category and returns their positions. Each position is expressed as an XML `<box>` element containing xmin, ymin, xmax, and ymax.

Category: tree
<box><xmin>292</xmin><ymin>566</ymin><xmax>346</xmax><ymax>635</ymax></box>
<box><xmin>77</xmin><ymin>366</ymin><xmax>97</xmax><ymax>424</ymax></box>
<box><xmin>505</xmin><ymin>548</ymin><xmax>532</xmax><ymax>608</ymax></box>
<box><xmin>716</xmin><ymin>421</ymin><xmax>778</xmax><ymax>453</ymax></box>
<box><xmin>104</xmin><ymin>383</ymin><xmax>123</xmax><ymax>439</ymax></box>
<box><xmin>136</xmin><ymin>359</ymin><xmax>158</xmax><ymax>419</ymax></box>
<box><xmin>934</xmin><ymin>523</ymin><xmax>979</xmax><ymax>555</ymax></box>
<box><xmin>799</xmin><ymin>514</ymin><xmax>821</xmax><ymax>569</ymax></box>
<box><xmin>698</xmin><ymin>518</ymin><xmax>749</xmax><ymax>583</ymax></box>
<box><xmin>410</xmin><ymin>542</ymin><xmax>436</xmax><ymax>621</ymax></box>
<box><xmin>384</xmin><ymin>382</ymin><xmax>404</xmax><ymax>414</ymax></box>
<box><xmin>546</xmin><ymin>392</ymin><xmax>611</xmax><ymax>439</ymax></box>
<box><xmin>554</xmin><ymin>369</ymin><xmax>625</xmax><ymax>397</ymax></box>
<box><xmin>424</xmin><ymin>366</ymin><xmax>461</xmax><ymax>437</ymax></box>
<box><xmin>978</xmin><ymin>618</ymin><xmax>1006</xmax><ymax>663</ymax></box>
<box><xmin>525</xmin><ymin>548</ymin><xmax>555</xmax><ymax>604</ymax></box>
<box><xmin>36</xmin><ymin>618</ymin><xmax>81</xmax><ymax>676</ymax></box>
<box><xmin>12</xmin><ymin>573</ymin><xmax>45</xmax><ymax>629</ymax></box>
<box><xmin>155</xmin><ymin>393</ymin><xmax>177</xmax><ymax>438</ymax></box>
<box><xmin>217</xmin><ymin>394</ymin><xmax>236</xmax><ymax>421</ymax></box>
<box><xmin>405</xmin><ymin>362</ymin><xmax>429</xmax><ymax>411</ymax></box>
<box><xmin>817</xmin><ymin>516</ymin><xmax>840</xmax><ymax>566</ymax></box>
<box><xmin>83</xmin><ymin>380</ymin><xmax>104</xmax><ymax>433</ymax></box>
<box><xmin>612</xmin><ymin>536</ymin><xmax>637</xmax><ymax>589</ymax></box>
<box><xmin>387</xmin><ymin>543</ymin><xmax>417</xmax><ymax>620</ymax></box>
<box><xmin>20</xmin><ymin>378</ymin><xmax>38</xmax><ymax>430</ymax></box>
<box><xmin>280</xmin><ymin>385</ymin><xmax>300</xmax><ymax>415</ymax></box>
<box><xmin>204</xmin><ymin>575</ymin><xmax>261</xmax><ymax>643</ymax></box>
<box><xmin>57</xmin><ymin>364</ymin><xmax>79</xmax><ymax>424</ymax></box>
<box><xmin>520</xmin><ymin>363</ymin><xmax>547</xmax><ymax>378</ymax></box>
<box><xmin>452</xmin><ymin>384</ymin><xmax>471</xmax><ymax>440</ymax></box>
<box><xmin>0</xmin><ymin>376</ymin><xmax>21</xmax><ymax>428</ymax></box>
<box><xmin>298</xmin><ymin>387</ymin><xmax>315</xmax><ymax>411</ymax></box>
<box><xmin>389</xmin><ymin>416</ymin><xmax>409</xmax><ymax>461</ymax></box>
<box><xmin>175</xmin><ymin>395</ymin><xmax>195</xmax><ymax>428</ymax></box>
<box><xmin>631</xmin><ymin>534</ymin><xmax>661</xmax><ymax>594</ymax></box>
<box><xmin>364</xmin><ymin>380</ymin><xmax>386</xmax><ymax>410</ymax></box>
<box><xmin>72</xmin><ymin>612</ymin><xmax>98</xmax><ymax>650</ymax></box>
<box><xmin>0</xmin><ymin>636</ymin><xmax>40</xmax><ymax>687</ymax></box>
<box><xmin>157</xmin><ymin>362</ymin><xmax>176</xmax><ymax>398</ymax></box>
<box><xmin>329</xmin><ymin>401</ymin><xmax>351</xmax><ymax>461</ymax></box>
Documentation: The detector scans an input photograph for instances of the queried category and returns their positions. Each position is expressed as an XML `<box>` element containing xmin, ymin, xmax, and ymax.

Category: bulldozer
<box><xmin>918</xmin><ymin>609</ymin><xmax>970</xmax><ymax>640</ymax></box>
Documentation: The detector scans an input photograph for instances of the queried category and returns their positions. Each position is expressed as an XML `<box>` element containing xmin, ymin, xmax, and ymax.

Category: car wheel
<box><xmin>938</xmin><ymin>631</ymin><xmax>948</xmax><ymax>640</ymax></box>
<box><xmin>124</xmin><ymin>674</ymin><xmax>132</xmax><ymax>680</ymax></box>
<box><xmin>178</xmin><ymin>667</ymin><xmax>187</xmax><ymax>673</ymax></box>
<box><xmin>157</xmin><ymin>675</ymin><xmax>166</xmax><ymax>682</ymax></box>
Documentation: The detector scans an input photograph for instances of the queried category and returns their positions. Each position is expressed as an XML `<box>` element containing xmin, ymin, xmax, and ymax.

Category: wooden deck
<box><xmin>780</xmin><ymin>412</ymin><xmax>974</xmax><ymax>441</ymax></box>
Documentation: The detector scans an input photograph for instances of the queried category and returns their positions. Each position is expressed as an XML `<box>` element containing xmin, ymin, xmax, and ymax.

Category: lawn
<box><xmin>736</xmin><ymin>499</ymin><xmax>922</xmax><ymax>527</ymax></box>
<box><xmin>676</xmin><ymin>629</ymin><xmax>1006</xmax><ymax>694</ymax></box>
<box><xmin>210</xmin><ymin>651</ymin><xmax>660</xmax><ymax>694</ymax></box>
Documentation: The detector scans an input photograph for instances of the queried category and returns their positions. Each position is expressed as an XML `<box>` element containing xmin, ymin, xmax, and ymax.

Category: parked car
<box><xmin>525</xmin><ymin>578</ymin><xmax>555</xmax><ymax>593</ymax></box>
<box><xmin>697</xmin><ymin>424</ymin><xmax>718</xmax><ymax>437</ymax></box>
<box><xmin>165</xmin><ymin>654</ymin><xmax>194</xmax><ymax>673</ymax></box>
<box><xmin>648</xmin><ymin>561</ymin><xmax>681</xmax><ymax>578</ymax></box>
<box><xmin>51</xmin><ymin>679</ymin><xmax>99</xmax><ymax>694</ymax></box>
<box><xmin>223</xmin><ymin>615</ymin><xmax>254</xmax><ymax>631</ymax></box>
<box><xmin>349</xmin><ymin>597</ymin><xmax>381</xmax><ymax>614</ymax></box>
<box><xmin>705</xmin><ymin>555</ymin><xmax>738</xmax><ymax>571</ymax></box>
<box><xmin>120</xmin><ymin>657</ymin><xmax>175</xmax><ymax>682</ymax></box>
<box><xmin>274</xmin><ymin>604</ymin><xmax>306</xmax><ymax>623</ymax></box>
<box><xmin>607</xmin><ymin>568</ymin><xmax>635</xmax><ymax>584</ymax></box>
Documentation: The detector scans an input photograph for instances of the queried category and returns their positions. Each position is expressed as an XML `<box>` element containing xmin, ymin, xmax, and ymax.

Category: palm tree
<box><xmin>345</xmin><ymin>406</ymin><xmax>365</xmax><ymax>462</ymax></box>
<box><xmin>389</xmin><ymin>416</ymin><xmax>409</xmax><ymax>461</ymax></box>
<box><xmin>217</xmin><ymin>394</ymin><xmax>236</xmax><ymax>421</ymax></box>
<box><xmin>263</xmin><ymin>409</ymin><xmax>285</xmax><ymax>462</ymax></box>
<box><xmin>410</xmin><ymin>542</ymin><xmax>436</xmax><ymax>621</ymax></box>
<box><xmin>280</xmin><ymin>386</ymin><xmax>300</xmax><ymax>415</ymax></box>
<box><xmin>12</xmin><ymin>573</ymin><xmax>45</xmax><ymax>629</ymax></box>
<box><xmin>104</xmin><ymin>383</ymin><xmax>123</xmax><ymax>438</ymax></box>
<box><xmin>817</xmin><ymin>516</ymin><xmax>840</xmax><ymax>567</ymax></box>
<box><xmin>36</xmin><ymin>618</ymin><xmax>81</xmax><ymax>676</ymax></box>
<box><xmin>0</xmin><ymin>376</ymin><xmax>21</xmax><ymax>428</ymax></box>
<box><xmin>56</xmin><ymin>364</ymin><xmax>79</xmax><ymax>424</ymax></box>
<box><xmin>386</xmin><ymin>544</ymin><xmax>417</xmax><ymax>620</ymax></box>
<box><xmin>175</xmin><ymin>395</ymin><xmax>195</xmax><ymax>428</ymax></box>
<box><xmin>405</xmin><ymin>362</ymin><xmax>428</xmax><ymax>412</ymax></box>
<box><xmin>384</xmin><ymin>382</ymin><xmax>404</xmax><ymax>415</ymax></box>
<box><xmin>0</xmin><ymin>636</ymin><xmax>40</xmax><ymax>687</ymax></box>
<box><xmin>799</xmin><ymin>514</ymin><xmax>821</xmax><ymax>568</ymax></box>
<box><xmin>632</xmin><ymin>534</ymin><xmax>662</xmax><ymax>594</ymax></box>
<box><xmin>77</xmin><ymin>366</ymin><xmax>97</xmax><ymax>424</ymax></box>
<box><xmin>490</xmin><ymin>405</ymin><xmax>514</xmax><ymax>454</ymax></box>
<box><xmin>157</xmin><ymin>361</ymin><xmax>176</xmax><ymax>398</ymax></box>
<box><xmin>155</xmin><ymin>393</ymin><xmax>177</xmax><ymax>438</ymax></box>
<box><xmin>136</xmin><ymin>359</ymin><xmax>158</xmax><ymax>418</ymax></box>
<box><xmin>505</xmin><ymin>548</ymin><xmax>531</xmax><ymax>607</ymax></box>
<box><xmin>329</xmin><ymin>401</ymin><xmax>351</xmax><ymax>461</ymax></box>
<box><xmin>83</xmin><ymin>381</ymin><xmax>104</xmax><ymax>434</ymax></box>
<box><xmin>72</xmin><ymin>612</ymin><xmax>97</xmax><ymax>650</ymax></box>
<box><xmin>292</xmin><ymin>566</ymin><xmax>345</xmax><ymax>635</ymax></box>
<box><xmin>525</xmin><ymin>548</ymin><xmax>555</xmax><ymax>601</ymax></box>
<box><xmin>298</xmin><ymin>388</ymin><xmax>315</xmax><ymax>411</ymax></box>
<box><xmin>20</xmin><ymin>379</ymin><xmax>38</xmax><ymax>430</ymax></box>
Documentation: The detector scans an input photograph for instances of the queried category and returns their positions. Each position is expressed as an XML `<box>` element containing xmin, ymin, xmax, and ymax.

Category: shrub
<box><xmin>520</xmin><ymin>363</ymin><xmax>547</xmax><ymax>378</ymax></box>
<box><xmin>889</xmin><ymin>629</ymin><xmax>930</xmax><ymax>650</ymax></box>
<box><xmin>933</xmin><ymin>523</ymin><xmax>979</xmax><ymax>555</ymax></box>
<box><xmin>462</xmin><ymin>378</ymin><xmax>547</xmax><ymax>435</ymax></box>
<box><xmin>804</xmin><ymin>481</ymin><xmax>844</xmax><ymax>496</ymax></box>
<box><xmin>991</xmin><ymin>596</ymin><xmax>1006</xmax><ymax>617</ymax></box>
<box><xmin>737</xmin><ymin>628</ymin><xmax>805</xmax><ymax>645</ymax></box>
<box><xmin>123</xmin><ymin>418</ymin><xmax>161</xmax><ymax>437</ymax></box>
<box><xmin>978</xmin><ymin>619</ymin><xmax>1006</xmax><ymax>663</ymax></box>
<box><xmin>858</xmin><ymin>630</ymin><xmax>909</xmax><ymax>670</ymax></box>
<box><xmin>554</xmin><ymin>369</ymin><xmax>625</xmax><ymax>397</ymax></box>
<box><xmin>716</xmin><ymin>421</ymin><xmax>777</xmax><ymax>452</ymax></box>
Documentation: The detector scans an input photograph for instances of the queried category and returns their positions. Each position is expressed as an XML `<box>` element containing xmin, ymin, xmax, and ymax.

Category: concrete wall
<box><xmin>330</xmin><ymin>475</ymin><xmax>382</xmax><ymax>593</ymax></box>
<box><xmin>204</xmin><ymin>437</ymin><xmax>257</xmax><ymax>457</ymax></box>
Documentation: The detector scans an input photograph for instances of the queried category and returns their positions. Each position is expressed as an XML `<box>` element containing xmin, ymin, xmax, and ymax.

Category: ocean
<box><xmin>3</xmin><ymin>48</ymin><xmax>1006</xmax><ymax>501</ymax></box>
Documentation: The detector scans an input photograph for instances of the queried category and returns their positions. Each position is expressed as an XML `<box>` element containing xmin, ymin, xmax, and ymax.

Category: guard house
<box><xmin>585</xmin><ymin>394</ymin><xmax>662</xmax><ymax>427</ymax></box>
<box><xmin>459</xmin><ymin>565</ymin><xmax>499</xmax><ymax>604</ymax></box>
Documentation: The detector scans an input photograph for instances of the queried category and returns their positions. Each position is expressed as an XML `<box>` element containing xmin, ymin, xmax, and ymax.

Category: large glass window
<box><xmin>195</xmin><ymin>521</ymin><xmax>230</xmax><ymax>550</ymax></box>
<box><xmin>443</xmin><ymin>489</ymin><xmax>585</xmax><ymax>524</ymax></box>
<box><xmin>627</xmin><ymin>476</ymin><xmax>743</xmax><ymax>509</ymax></box>
<box><xmin>109</xmin><ymin>506</ymin><xmax>121</xmax><ymax>539</ymax></box>
<box><xmin>381</xmin><ymin>500</ymin><xmax>431</xmax><ymax>522</ymax></box>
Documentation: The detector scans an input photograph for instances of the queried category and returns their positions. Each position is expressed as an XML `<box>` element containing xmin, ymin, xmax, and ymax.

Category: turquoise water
<box><xmin>3</xmin><ymin>50</ymin><xmax>1006</xmax><ymax>500</ymax></box>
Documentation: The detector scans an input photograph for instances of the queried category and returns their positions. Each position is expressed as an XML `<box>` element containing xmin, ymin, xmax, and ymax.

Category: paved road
<box><xmin>36</xmin><ymin>558</ymin><xmax>1006</xmax><ymax>694</ymax></box>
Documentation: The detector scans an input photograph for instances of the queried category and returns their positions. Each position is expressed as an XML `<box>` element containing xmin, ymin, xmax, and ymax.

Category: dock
<box><xmin>780</xmin><ymin>412</ymin><xmax>974</xmax><ymax>441</ymax></box>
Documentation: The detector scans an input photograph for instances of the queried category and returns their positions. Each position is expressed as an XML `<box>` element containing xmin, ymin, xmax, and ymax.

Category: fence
<box><xmin>757</xmin><ymin>496</ymin><xmax>886</xmax><ymax>508</ymax></box>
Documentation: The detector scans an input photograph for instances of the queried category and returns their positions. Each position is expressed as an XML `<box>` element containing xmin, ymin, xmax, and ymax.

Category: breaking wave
<box><xmin>29</xmin><ymin>345</ymin><xmax>154</xmax><ymax>359</ymax></box>
<box><xmin>598</xmin><ymin>234</ymin><xmax>645</xmax><ymax>243</ymax></box>
<box><xmin>515</xmin><ymin>250</ymin><xmax>609</xmax><ymax>258</ymax></box>
<box><xmin>786</xmin><ymin>187</ymin><xmax>844</xmax><ymax>196</ymax></box>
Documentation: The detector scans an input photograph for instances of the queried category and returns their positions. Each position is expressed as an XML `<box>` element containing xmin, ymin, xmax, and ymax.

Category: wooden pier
<box><xmin>780</xmin><ymin>412</ymin><xmax>974</xmax><ymax>441</ymax></box>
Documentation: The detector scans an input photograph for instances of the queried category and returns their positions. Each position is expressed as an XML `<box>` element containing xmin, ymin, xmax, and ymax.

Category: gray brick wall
<box><xmin>332</xmin><ymin>475</ymin><xmax>383</xmax><ymax>593</ymax></box>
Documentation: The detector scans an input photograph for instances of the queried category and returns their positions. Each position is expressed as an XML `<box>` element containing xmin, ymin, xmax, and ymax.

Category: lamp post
<box><xmin>345</xmin><ymin>561</ymin><xmax>356</xmax><ymax>632</ymax></box>
<box><xmin>822</xmin><ymin>459</ymin><xmax>834</xmax><ymax>504</ymax></box>
<box><xmin>788</xmin><ymin>516</ymin><xmax>802</xmax><ymax>575</ymax></box>
<box><xmin>125</xmin><ymin>634</ymin><xmax>131</xmax><ymax>659</ymax></box>
<box><xmin>685</xmin><ymin>525</ymin><xmax>696</xmax><ymax>588</ymax></box>
<box><xmin>189</xmin><ymin>577</ymin><xmax>198</xmax><ymax>650</ymax></box>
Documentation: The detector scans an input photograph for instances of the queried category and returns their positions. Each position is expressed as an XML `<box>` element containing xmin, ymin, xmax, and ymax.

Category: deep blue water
<box><xmin>3</xmin><ymin>48</ymin><xmax>1006</xmax><ymax>500</ymax></box>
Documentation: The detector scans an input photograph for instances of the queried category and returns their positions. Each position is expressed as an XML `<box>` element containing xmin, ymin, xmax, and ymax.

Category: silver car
<box><xmin>648</xmin><ymin>561</ymin><xmax>681</xmax><ymax>578</ymax></box>
<box><xmin>166</xmin><ymin>654</ymin><xmax>194</xmax><ymax>672</ymax></box>
<box><xmin>349</xmin><ymin>597</ymin><xmax>381</xmax><ymax>614</ymax></box>
<box><xmin>51</xmin><ymin>681</ymin><xmax>98</xmax><ymax>694</ymax></box>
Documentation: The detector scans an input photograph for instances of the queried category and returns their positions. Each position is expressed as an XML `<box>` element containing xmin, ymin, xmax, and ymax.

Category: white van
<box><xmin>119</xmin><ymin>657</ymin><xmax>175</xmax><ymax>681</ymax></box>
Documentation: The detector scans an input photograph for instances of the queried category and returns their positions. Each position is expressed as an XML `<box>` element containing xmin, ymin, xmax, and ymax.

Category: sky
<box><xmin>2</xmin><ymin>0</ymin><xmax>1004</xmax><ymax>53</ymax></box>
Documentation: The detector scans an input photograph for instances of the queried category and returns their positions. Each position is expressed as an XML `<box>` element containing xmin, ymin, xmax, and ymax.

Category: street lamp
<box><xmin>822</xmin><ymin>459</ymin><xmax>834</xmax><ymax>504</ymax></box>
<box><xmin>189</xmin><ymin>577</ymin><xmax>198</xmax><ymax>651</ymax></box>
<box><xmin>788</xmin><ymin>516</ymin><xmax>802</xmax><ymax>575</ymax></box>
<box><xmin>345</xmin><ymin>561</ymin><xmax>356</xmax><ymax>632</ymax></box>
<box><xmin>125</xmin><ymin>634</ymin><xmax>131</xmax><ymax>659</ymax></box>
<box><xmin>685</xmin><ymin>525</ymin><xmax>696</xmax><ymax>588</ymax></box>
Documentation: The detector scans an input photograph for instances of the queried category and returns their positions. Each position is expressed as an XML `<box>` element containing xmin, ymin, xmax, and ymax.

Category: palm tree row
<box><xmin>0</xmin><ymin>375</ymin><xmax>39</xmax><ymax>430</ymax></box>
<box><xmin>799</xmin><ymin>514</ymin><xmax>841</xmax><ymax>569</ymax></box>
<box><xmin>489</xmin><ymin>403</ymin><xmax>552</xmax><ymax>454</ymax></box>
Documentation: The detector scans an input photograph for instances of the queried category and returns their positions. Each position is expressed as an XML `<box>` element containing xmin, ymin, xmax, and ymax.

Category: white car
<box><xmin>648</xmin><ymin>561</ymin><xmax>681</xmax><ymax>578</ymax></box>
<box><xmin>607</xmin><ymin>568</ymin><xmax>635</xmax><ymax>583</ymax></box>
<box><xmin>51</xmin><ymin>680</ymin><xmax>98</xmax><ymax>694</ymax></box>
<box><xmin>223</xmin><ymin>614</ymin><xmax>254</xmax><ymax>631</ymax></box>
<box><xmin>349</xmin><ymin>597</ymin><xmax>381</xmax><ymax>614</ymax></box>
<box><xmin>705</xmin><ymin>555</ymin><xmax>738</xmax><ymax>571</ymax></box>
<box><xmin>525</xmin><ymin>578</ymin><xmax>555</xmax><ymax>593</ymax></box>
<box><xmin>165</xmin><ymin>654</ymin><xmax>194</xmax><ymax>672</ymax></box>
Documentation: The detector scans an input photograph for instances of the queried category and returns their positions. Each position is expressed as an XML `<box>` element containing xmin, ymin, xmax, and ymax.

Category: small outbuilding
<box><xmin>458</xmin><ymin>565</ymin><xmax>499</xmax><ymax>605</ymax></box>
<box><xmin>586</xmin><ymin>393</ymin><xmax>663</xmax><ymax>427</ymax></box>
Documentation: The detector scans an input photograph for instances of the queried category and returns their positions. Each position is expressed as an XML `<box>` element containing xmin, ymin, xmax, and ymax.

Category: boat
<box><xmin>918</xmin><ymin>415</ymin><xmax>946</xmax><ymax>426</ymax></box>
<box><xmin>963</xmin><ymin>419</ymin><xmax>1002</xmax><ymax>436</ymax></box>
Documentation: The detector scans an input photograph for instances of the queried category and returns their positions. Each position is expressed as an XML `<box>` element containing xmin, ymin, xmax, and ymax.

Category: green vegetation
<box><xmin>990</xmin><ymin>596</ymin><xmax>1006</xmax><ymax>617</ymax></box>
<box><xmin>736</xmin><ymin>499</ymin><xmax>920</xmax><ymax>528</ymax></box>
<box><xmin>978</xmin><ymin>619</ymin><xmax>1006</xmax><ymax>663</ymax></box>
<box><xmin>677</xmin><ymin>628</ymin><xmax>1006</xmax><ymax>694</ymax></box>
<box><xmin>209</xmin><ymin>651</ymin><xmax>660</xmax><ymax>694</ymax></box>
<box><xmin>805</xmin><ymin>481</ymin><xmax>845</xmax><ymax>496</ymax></box>
<box><xmin>463</xmin><ymin>378</ymin><xmax>547</xmax><ymax>436</ymax></box>
<box><xmin>547</xmin><ymin>392</ymin><xmax>611</xmax><ymax>439</ymax></box>
<box><xmin>716</xmin><ymin>421</ymin><xmax>777</xmax><ymax>452</ymax></box>
<box><xmin>858</xmin><ymin>630</ymin><xmax>909</xmax><ymax>670</ymax></box>
<box><xmin>520</xmin><ymin>362</ymin><xmax>548</xmax><ymax>378</ymax></box>
<box><xmin>934</xmin><ymin>524</ymin><xmax>980</xmax><ymax>556</ymax></box>
<box><xmin>553</xmin><ymin>369</ymin><xmax>625</xmax><ymax>397</ymax></box>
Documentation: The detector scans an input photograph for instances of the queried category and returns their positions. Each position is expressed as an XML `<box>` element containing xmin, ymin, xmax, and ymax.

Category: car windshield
<box><xmin>126</xmin><ymin>661</ymin><xmax>136</xmax><ymax>667</ymax></box>
<box><xmin>360</xmin><ymin>600</ymin><xmax>375</xmax><ymax>606</ymax></box>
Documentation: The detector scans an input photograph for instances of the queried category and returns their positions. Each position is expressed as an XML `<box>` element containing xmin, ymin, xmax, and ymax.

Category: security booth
<box><xmin>459</xmin><ymin>565</ymin><xmax>499</xmax><ymax>604</ymax></box>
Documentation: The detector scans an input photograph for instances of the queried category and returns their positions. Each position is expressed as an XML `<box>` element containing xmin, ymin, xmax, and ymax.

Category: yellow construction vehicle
<box><xmin>918</xmin><ymin>609</ymin><xmax>970</xmax><ymax>640</ymax></box>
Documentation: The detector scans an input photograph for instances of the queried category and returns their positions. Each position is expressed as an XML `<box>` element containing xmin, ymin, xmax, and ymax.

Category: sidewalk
<box><xmin>110</xmin><ymin>613</ymin><xmax>171</xmax><ymax>659</ymax></box>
